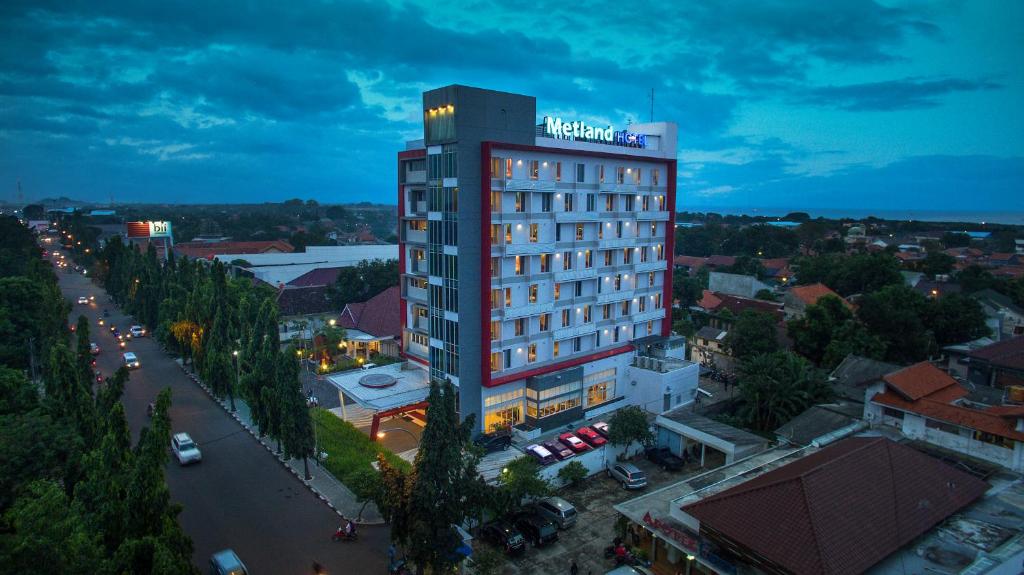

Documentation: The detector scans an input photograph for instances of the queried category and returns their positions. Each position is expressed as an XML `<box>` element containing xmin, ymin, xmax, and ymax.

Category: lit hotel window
<box><xmin>529</xmin><ymin>284</ymin><xmax>538</xmax><ymax>303</ymax></box>
<box><xmin>555</xmin><ymin>162</ymin><xmax>562</xmax><ymax>182</ymax></box>
<box><xmin>652</xmin><ymin>169</ymin><xmax>659</xmax><ymax>186</ymax></box>
<box><xmin>598</xmin><ymin>165</ymin><xmax>605</xmax><ymax>183</ymax></box>
<box><xmin>633</xmin><ymin>168</ymin><xmax>641</xmax><ymax>185</ymax></box>
<box><xmin>540</xmin><ymin>253</ymin><xmax>550</xmax><ymax>273</ymax></box>
<box><xmin>528</xmin><ymin>344</ymin><xmax>537</xmax><ymax>363</ymax></box>
<box><xmin>505</xmin><ymin>287</ymin><xmax>512</xmax><ymax>307</ymax></box>
<box><xmin>515</xmin><ymin>319</ymin><xmax>525</xmax><ymax>336</ymax></box>
<box><xmin>530</xmin><ymin>160</ymin><xmax>539</xmax><ymax>180</ymax></box>
<box><xmin>554</xmin><ymin>283</ymin><xmax>561</xmax><ymax>299</ymax></box>
<box><xmin>553</xmin><ymin>341</ymin><xmax>560</xmax><ymax>358</ymax></box>
<box><xmin>490</xmin><ymin>320</ymin><xmax>501</xmax><ymax>341</ymax></box>
<box><xmin>490</xmin><ymin>191</ymin><xmax>502</xmax><ymax>212</ymax></box>
<box><xmin>616</xmin><ymin>167</ymin><xmax>625</xmax><ymax>184</ymax></box>
<box><xmin>515</xmin><ymin>255</ymin><xmax>524</xmax><ymax>275</ymax></box>
<box><xmin>506</xmin><ymin>158</ymin><xmax>513</xmax><ymax>179</ymax></box>
<box><xmin>576</xmin><ymin>223</ymin><xmax>584</xmax><ymax>241</ymax></box>
<box><xmin>539</xmin><ymin>313</ymin><xmax>550</xmax><ymax>331</ymax></box>
<box><xmin>530</xmin><ymin>223</ymin><xmax>539</xmax><ymax>243</ymax></box>
<box><xmin>491</xmin><ymin>157</ymin><xmax>502</xmax><ymax>178</ymax></box>
<box><xmin>490</xmin><ymin>352</ymin><xmax>502</xmax><ymax>373</ymax></box>
<box><xmin>491</xmin><ymin>257</ymin><xmax>500</xmax><ymax>278</ymax></box>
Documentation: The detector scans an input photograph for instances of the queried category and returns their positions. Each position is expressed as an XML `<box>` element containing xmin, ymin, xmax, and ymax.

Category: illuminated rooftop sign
<box><xmin>542</xmin><ymin>116</ymin><xmax>647</xmax><ymax>148</ymax></box>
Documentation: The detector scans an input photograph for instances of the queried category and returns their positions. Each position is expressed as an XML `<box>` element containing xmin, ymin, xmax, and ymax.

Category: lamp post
<box><xmin>685</xmin><ymin>554</ymin><xmax>695</xmax><ymax>575</ymax></box>
<box><xmin>230</xmin><ymin>350</ymin><xmax>239</xmax><ymax>412</ymax></box>
<box><xmin>376</xmin><ymin>427</ymin><xmax>419</xmax><ymax>449</ymax></box>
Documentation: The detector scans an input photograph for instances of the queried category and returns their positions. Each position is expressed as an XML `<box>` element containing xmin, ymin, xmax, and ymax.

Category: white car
<box><xmin>89</xmin><ymin>342</ymin><xmax>100</xmax><ymax>355</ymax></box>
<box><xmin>129</xmin><ymin>325</ymin><xmax>146</xmax><ymax>338</ymax></box>
<box><xmin>77</xmin><ymin>296</ymin><xmax>89</xmax><ymax>305</ymax></box>
<box><xmin>122</xmin><ymin>352</ymin><xmax>140</xmax><ymax>369</ymax></box>
<box><xmin>171</xmin><ymin>433</ymin><xmax>202</xmax><ymax>465</ymax></box>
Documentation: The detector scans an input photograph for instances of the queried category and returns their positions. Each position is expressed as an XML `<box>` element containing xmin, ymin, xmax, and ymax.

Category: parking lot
<box><xmin>484</xmin><ymin>451</ymin><xmax>725</xmax><ymax>575</ymax></box>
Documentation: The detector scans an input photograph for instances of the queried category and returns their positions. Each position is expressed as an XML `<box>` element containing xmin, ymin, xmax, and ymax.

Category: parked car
<box><xmin>558</xmin><ymin>432</ymin><xmax>591</xmax><ymax>453</ymax></box>
<box><xmin>122</xmin><ymin>351</ymin><xmax>140</xmax><ymax>369</ymax></box>
<box><xmin>76</xmin><ymin>296</ymin><xmax>89</xmax><ymax>305</ymax></box>
<box><xmin>479</xmin><ymin>519</ymin><xmax>526</xmax><ymax>555</ymax></box>
<box><xmin>645</xmin><ymin>447</ymin><xmax>685</xmax><ymax>472</ymax></box>
<box><xmin>474</xmin><ymin>431</ymin><xmax>512</xmax><ymax>453</ymax></box>
<box><xmin>89</xmin><ymin>342</ymin><xmax>100</xmax><ymax>355</ymax></box>
<box><xmin>591</xmin><ymin>421</ymin><xmax>610</xmax><ymax>437</ymax></box>
<box><xmin>129</xmin><ymin>325</ymin><xmax>146</xmax><ymax>338</ymax></box>
<box><xmin>532</xmin><ymin>496</ymin><xmax>577</xmax><ymax>530</ymax></box>
<box><xmin>576</xmin><ymin>426</ymin><xmax>607</xmax><ymax>447</ymax></box>
<box><xmin>210</xmin><ymin>549</ymin><xmax>248</xmax><ymax>575</ymax></box>
<box><xmin>172</xmin><ymin>432</ymin><xmax>202</xmax><ymax>465</ymax></box>
<box><xmin>513</xmin><ymin>511</ymin><xmax>559</xmax><ymax>547</ymax></box>
<box><xmin>604</xmin><ymin>567</ymin><xmax>654</xmax><ymax>575</ymax></box>
<box><xmin>525</xmin><ymin>443</ymin><xmax>556</xmax><ymax>465</ymax></box>
<box><xmin>543</xmin><ymin>440</ymin><xmax>574</xmax><ymax>460</ymax></box>
<box><xmin>607</xmin><ymin>462</ymin><xmax>647</xmax><ymax>490</ymax></box>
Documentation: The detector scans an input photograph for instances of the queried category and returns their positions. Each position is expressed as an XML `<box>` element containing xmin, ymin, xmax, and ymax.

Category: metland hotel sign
<box><xmin>543</xmin><ymin>116</ymin><xmax>647</xmax><ymax>148</ymax></box>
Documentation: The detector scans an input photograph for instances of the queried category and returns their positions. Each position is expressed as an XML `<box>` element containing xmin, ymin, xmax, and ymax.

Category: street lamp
<box><xmin>686</xmin><ymin>554</ymin><xmax>695</xmax><ymax>575</ymax></box>
<box><xmin>229</xmin><ymin>350</ymin><xmax>239</xmax><ymax>412</ymax></box>
<box><xmin>329</xmin><ymin>319</ymin><xmax>336</xmax><ymax>327</ymax></box>
<box><xmin>376</xmin><ymin>428</ymin><xmax>418</xmax><ymax>443</ymax></box>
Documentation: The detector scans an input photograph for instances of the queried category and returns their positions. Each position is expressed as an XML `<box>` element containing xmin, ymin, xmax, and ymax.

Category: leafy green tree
<box><xmin>557</xmin><ymin>460</ymin><xmax>588</xmax><ymax>488</ymax></box>
<box><xmin>754</xmin><ymin>288</ymin><xmax>777</xmax><ymax>301</ymax></box>
<box><xmin>918</xmin><ymin>252</ymin><xmax>955</xmax><ymax>277</ymax></box>
<box><xmin>925</xmin><ymin>293</ymin><xmax>990</xmax><ymax>346</ymax></box>
<box><xmin>467</xmin><ymin>547</ymin><xmax>506</xmax><ymax>575</ymax></box>
<box><xmin>942</xmin><ymin>232</ymin><xmax>971</xmax><ymax>248</ymax></box>
<box><xmin>723</xmin><ymin>255</ymin><xmax>766</xmax><ymax>279</ymax></box>
<box><xmin>327</xmin><ymin>258</ymin><xmax>399</xmax><ymax>308</ymax></box>
<box><xmin>278</xmin><ymin>346</ymin><xmax>314</xmax><ymax>479</ymax></box>
<box><xmin>957</xmin><ymin>265</ymin><xmax>1000</xmax><ymax>294</ymax></box>
<box><xmin>821</xmin><ymin>320</ymin><xmax>886</xmax><ymax>369</ymax></box>
<box><xmin>794</xmin><ymin>252</ymin><xmax>903</xmax><ymax>296</ymax></box>
<box><xmin>607</xmin><ymin>405</ymin><xmax>654</xmax><ymax>457</ymax></box>
<box><xmin>857</xmin><ymin>284</ymin><xmax>934</xmax><ymax>363</ymax></box>
<box><xmin>497</xmin><ymin>456</ymin><xmax>550</xmax><ymax>508</ymax></box>
<box><xmin>787</xmin><ymin>295</ymin><xmax>877</xmax><ymax>366</ymax></box>
<box><xmin>725</xmin><ymin>310</ymin><xmax>780</xmax><ymax>361</ymax></box>
<box><xmin>348</xmin><ymin>468</ymin><xmax>384</xmax><ymax>522</ymax></box>
<box><xmin>736</xmin><ymin>352</ymin><xmax>832</xmax><ymax>431</ymax></box>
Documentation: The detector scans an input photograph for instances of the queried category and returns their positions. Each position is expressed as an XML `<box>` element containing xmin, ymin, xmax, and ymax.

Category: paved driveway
<box><xmin>57</xmin><ymin>262</ymin><xmax>389</xmax><ymax>574</ymax></box>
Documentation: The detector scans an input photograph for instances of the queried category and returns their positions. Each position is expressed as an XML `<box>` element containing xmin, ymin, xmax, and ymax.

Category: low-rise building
<box><xmin>214</xmin><ymin>245</ymin><xmax>398</xmax><ymax>287</ymax></box>
<box><xmin>689</xmin><ymin>325</ymin><xmax>730</xmax><ymax>370</ymax></box>
<box><xmin>965</xmin><ymin>336</ymin><xmax>1024</xmax><ymax>390</ymax></box>
<box><xmin>973</xmin><ymin>289</ymin><xmax>1024</xmax><ymax>340</ymax></box>
<box><xmin>707</xmin><ymin>271</ymin><xmax>771</xmax><ymax>299</ymax></box>
<box><xmin>783</xmin><ymin>282</ymin><xmax>851</xmax><ymax>319</ymax></box>
<box><xmin>276</xmin><ymin>285</ymin><xmax>336</xmax><ymax>346</ymax></box>
<box><xmin>173</xmin><ymin>240</ymin><xmax>295</xmax><ymax>260</ymax></box>
<box><xmin>337</xmin><ymin>286</ymin><xmax>402</xmax><ymax>360</ymax></box>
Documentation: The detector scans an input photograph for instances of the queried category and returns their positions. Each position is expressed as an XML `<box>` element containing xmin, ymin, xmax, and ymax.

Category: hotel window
<box><xmin>632</xmin><ymin>167</ymin><xmax>641</xmax><ymax>184</ymax></box>
<box><xmin>583</xmin><ymin>305</ymin><xmax>592</xmax><ymax>323</ymax></box>
<box><xmin>616</xmin><ymin>221</ymin><xmax>623</xmax><ymax>238</ymax></box>
<box><xmin>655</xmin><ymin>293</ymin><xmax>662</xmax><ymax>308</ymax></box>
<box><xmin>490</xmin><ymin>257</ymin><xmax>500</xmax><ymax>278</ymax></box>
<box><xmin>490</xmin><ymin>352</ymin><xmax>502</xmax><ymax>373</ymax></box>
<box><xmin>555</xmin><ymin>224</ymin><xmax>561</xmax><ymax>241</ymax></box>
<box><xmin>530</xmin><ymin>223</ymin><xmax>539</xmax><ymax>243</ymax></box>
<box><xmin>613</xmin><ymin>326</ymin><xmax>620</xmax><ymax>342</ymax></box>
<box><xmin>504</xmin><ymin>224</ymin><xmax>512</xmax><ymax>244</ymax></box>
<box><xmin>573</xmin><ymin>337</ymin><xmax>582</xmax><ymax>352</ymax></box>
<box><xmin>649</xmin><ymin>272</ymin><xmax>656</xmax><ymax>287</ymax></box>
<box><xmin>623</xmin><ymin>248</ymin><xmax>633</xmax><ymax>264</ymax></box>
<box><xmin>598</xmin><ymin>223</ymin><xmax>603</xmax><ymax>239</ymax></box>
<box><xmin>642</xmin><ymin>196</ymin><xmax>650</xmax><ymax>211</ymax></box>
<box><xmin>553</xmin><ymin>340</ymin><xmax>560</xmax><ymax>358</ymax></box>
<box><xmin>555</xmin><ymin>162</ymin><xmax>562</xmax><ymax>182</ymax></box>
<box><xmin>529</xmin><ymin>284</ymin><xmax>538</xmax><ymax>303</ymax></box>
<box><xmin>638</xmin><ymin>297</ymin><xmax>646</xmax><ymax>312</ymax></box>
<box><xmin>541</xmin><ymin>192</ymin><xmax>552</xmax><ymax>212</ymax></box>
<box><xmin>576</xmin><ymin>163</ymin><xmax>585</xmax><ymax>183</ymax></box>
<box><xmin>490</xmin><ymin>289</ymin><xmax>502</xmax><ymax>310</ymax></box>
<box><xmin>598</xmin><ymin>165</ymin><xmax>605</xmax><ymax>183</ymax></box>
<box><xmin>655</xmin><ymin>244</ymin><xmax>664</xmax><ymax>260</ymax></box>
<box><xmin>658</xmin><ymin>195</ymin><xmax>665</xmax><ymax>210</ymax></box>
<box><xmin>515</xmin><ymin>192</ymin><xmax>526</xmax><ymax>212</ymax></box>
<box><xmin>575</xmin><ymin>223</ymin><xmax>584</xmax><ymax>240</ymax></box>
<box><xmin>586</xmin><ymin>194</ymin><xmax>596</xmax><ymax>212</ymax></box>
<box><xmin>562</xmin><ymin>251</ymin><xmax>573</xmax><ymax>270</ymax></box>
<box><xmin>575</xmin><ymin>281</ymin><xmax>583</xmax><ymax>297</ymax></box>
<box><xmin>491</xmin><ymin>157</ymin><xmax>503</xmax><ymax>178</ymax></box>
<box><xmin>564</xmin><ymin>193</ymin><xmax>574</xmax><ymax>212</ymax></box>
<box><xmin>514</xmin><ymin>318</ymin><xmax>525</xmax><ymax>336</ymax></box>
<box><xmin>490</xmin><ymin>224</ymin><xmax>501</xmax><ymax>245</ymax></box>
<box><xmin>651</xmin><ymin>169</ymin><xmax>659</xmax><ymax>186</ymax></box>
<box><xmin>490</xmin><ymin>191</ymin><xmax>502</xmax><ymax>212</ymax></box>
<box><xmin>616</xmin><ymin>167</ymin><xmax>625</xmax><ymax>184</ymax></box>
<box><xmin>647</xmin><ymin>320</ymin><xmax>654</xmax><ymax>335</ymax></box>
<box><xmin>621</xmin><ymin>300</ymin><xmax>630</xmax><ymax>315</ymax></box>
<box><xmin>585</xmin><ymin>368</ymin><xmax>617</xmax><ymax>408</ymax></box>
<box><xmin>602</xmin><ymin>304</ymin><xmax>612</xmax><ymax>319</ymax></box>
<box><xmin>528</xmin><ymin>344</ymin><xmax>537</xmax><ymax>363</ymax></box>
<box><xmin>540</xmin><ymin>253</ymin><xmax>551</xmax><ymax>273</ymax></box>
<box><xmin>650</xmin><ymin>222</ymin><xmax>657</xmax><ymax>236</ymax></box>
<box><xmin>515</xmin><ymin>255</ymin><xmax>525</xmax><ymax>276</ymax></box>
<box><xmin>554</xmin><ymin>283</ymin><xmax>561</xmax><ymax>299</ymax></box>
<box><xmin>530</xmin><ymin>160</ymin><xmax>539</xmax><ymax>180</ymax></box>
<box><xmin>561</xmin><ymin>309</ymin><xmax>571</xmax><ymax>327</ymax></box>
<box><xmin>639</xmin><ymin>247</ymin><xmax>648</xmax><ymax>263</ymax></box>
<box><xmin>605</xmin><ymin>195</ymin><xmax>614</xmax><ymax>212</ymax></box>
<box><xmin>490</xmin><ymin>320</ymin><xmax>501</xmax><ymax>341</ymax></box>
<box><xmin>584</xmin><ymin>250</ymin><xmax>593</xmax><ymax>268</ymax></box>
<box><xmin>504</xmin><ymin>287</ymin><xmax>512</xmax><ymax>307</ymax></box>
<box><xmin>504</xmin><ymin>349</ymin><xmax>512</xmax><ymax>368</ymax></box>
<box><xmin>614</xmin><ymin>274</ymin><xmax>622</xmax><ymax>290</ymax></box>
<box><xmin>604</xmin><ymin>250</ymin><xmax>613</xmax><ymax>266</ymax></box>
<box><xmin>505</xmin><ymin>158</ymin><xmax>513</xmax><ymax>178</ymax></box>
<box><xmin>625</xmin><ymin>195</ymin><xmax>634</xmax><ymax>211</ymax></box>
<box><xmin>539</xmin><ymin>313</ymin><xmax>550</xmax><ymax>332</ymax></box>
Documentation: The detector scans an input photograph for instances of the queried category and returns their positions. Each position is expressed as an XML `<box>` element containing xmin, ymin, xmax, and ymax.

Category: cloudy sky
<box><xmin>1</xmin><ymin>0</ymin><xmax>1021</xmax><ymax>213</ymax></box>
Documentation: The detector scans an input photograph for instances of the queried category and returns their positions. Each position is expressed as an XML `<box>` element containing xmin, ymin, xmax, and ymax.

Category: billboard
<box><xmin>126</xmin><ymin>221</ymin><xmax>172</xmax><ymax>239</ymax></box>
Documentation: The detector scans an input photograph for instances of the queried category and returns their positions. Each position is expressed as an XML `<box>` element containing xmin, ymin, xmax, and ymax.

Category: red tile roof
<box><xmin>967</xmin><ymin>336</ymin><xmax>1024</xmax><ymax>371</ymax></box>
<box><xmin>682</xmin><ymin>437</ymin><xmax>987</xmax><ymax>575</ymax></box>
<box><xmin>699</xmin><ymin>290</ymin><xmax>784</xmax><ymax>319</ymax></box>
<box><xmin>705</xmin><ymin>255</ymin><xmax>736</xmax><ymax>267</ymax></box>
<box><xmin>287</xmin><ymin>267</ymin><xmax>344</xmax><ymax>287</ymax></box>
<box><xmin>697</xmin><ymin>290</ymin><xmax>722</xmax><ymax>310</ymax></box>
<box><xmin>673</xmin><ymin>255</ymin><xmax>707</xmax><ymax>269</ymax></box>
<box><xmin>337</xmin><ymin>286</ymin><xmax>401</xmax><ymax>339</ymax></box>
<box><xmin>882</xmin><ymin>361</ymin><xmax>960</xmax><ymax>401</ymax></box>
<box><xmin>788</xmin><ymin>283</ymin><xmax>853</xmax><ymax>309</ymax></box>
<box><xmin>871</xmin><ymin>392</ymin><xmax>1024</xmax><ymax>441</ymax></box>
<box><xmin>175</xmin><ymin>240</ymin><xmax>294</xmax><ymax>260</ymax></box>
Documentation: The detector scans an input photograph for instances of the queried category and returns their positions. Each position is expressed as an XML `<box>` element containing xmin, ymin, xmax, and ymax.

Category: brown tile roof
<box><xmin>175</xmin><ymin>240</ymin><xmax>294</xmax><ymax>260</ymax></box>
<box><xmin>871</xmin><ymin>392</ymin><xmax>1024</xmax><ymax>441</ymax></box>
<box><xmin>336</xmin><ymin>286</ymin><xmax>401</xmax><ymax>339</ymax></box>
<box><xmin>700</xmin><ymin>290</ymin><xmax>784</xmax><ymax>319</ymax></box>
<box><xmin>682</xmin><ymin>437</ymin><xmax>987</xmax><ymax>575</ymax></box>
<box><xmin>673</xmin><ymin>255</ymin><xmax>707</xmax><ymax>269</ymax></box>
<box><xmin>882</xmin><ymin>361</ymin><xmax>960</xmax><ymax>401</ymax></box>
<box><xmin>697</xmin><ymin>290</ymin><xmax>722</xmax><ymax>310</ymax></box>
<box><xmin>788</xmin><ymin>283</ymin><xmax>853</xmax><ymax>309</ymax></box>
<box><xmin>967</xmin><ymin>336</ymin><xmax>1024</xmax><ymax>371</ymax></box>
<box><xmin>287</xmin><ymin>267</ymin><xmax>345</xmax><ymax>287</ymax></box>
<box><xmin>275</xmin><ymin>285</ymin><xmax>334</xmax><ymax>317</ymax></box>
<box><xmin>705</xmin><ymin>255</ymin><xmax>736</xmax><ymax>267</ymax></box>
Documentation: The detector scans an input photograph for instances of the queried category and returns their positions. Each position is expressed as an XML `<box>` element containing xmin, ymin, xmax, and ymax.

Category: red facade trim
<box><xmin>370</xmin><ymin>400</ymin><xmax>430</xmax><ymax>441</ymax></box>
<box><xmin>481</xmin><ymin>142</ymin><xmax>494</xmax><ymax>388</ymax></box>
<box><xmin>486</xmin><ymin>343</ymin><xmax>635</xmax><ymax>388</ymax></box>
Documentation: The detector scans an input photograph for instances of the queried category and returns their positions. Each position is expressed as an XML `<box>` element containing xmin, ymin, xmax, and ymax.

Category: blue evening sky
<box><xmin>1</xmin><ymin>0</ymin><xmax>1021</xmax><ymax>213</ymax></box>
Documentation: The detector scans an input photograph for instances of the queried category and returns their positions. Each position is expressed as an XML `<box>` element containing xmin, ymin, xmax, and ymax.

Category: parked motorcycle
<box><xmin>331</xmin><ymin>524</ymin><xmax>358</xmax><ymax>542</ymax></box>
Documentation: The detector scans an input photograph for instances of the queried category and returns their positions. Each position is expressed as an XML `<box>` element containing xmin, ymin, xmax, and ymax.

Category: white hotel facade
<box><xmin>398</xmin><ymin>85</ymin><xmax>697</xmax><ymax>434</ymax></box>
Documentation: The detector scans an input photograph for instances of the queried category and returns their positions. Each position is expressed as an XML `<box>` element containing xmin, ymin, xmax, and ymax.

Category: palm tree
<box><xmin>736</xmin><ymin>352</ymin><xmax>832</xmax><ymax>431</ymax></box>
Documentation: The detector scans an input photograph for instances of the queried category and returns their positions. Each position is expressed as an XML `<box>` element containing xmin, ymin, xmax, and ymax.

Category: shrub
<box><xmin>557</xmin><ymin>460</ymin><xmax>588</xmax><ymax>488</ymax></box>
<box><xmin>310</xmin><ymin>408</ymin><xmax>410</xmax><ymax>486</ymax></box>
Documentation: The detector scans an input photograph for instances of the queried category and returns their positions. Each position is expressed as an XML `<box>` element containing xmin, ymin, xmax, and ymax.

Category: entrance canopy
<box><xmin>325</xmin><ymin>362</ymin><xmax>430</xmax><ymax>412</ymax></box>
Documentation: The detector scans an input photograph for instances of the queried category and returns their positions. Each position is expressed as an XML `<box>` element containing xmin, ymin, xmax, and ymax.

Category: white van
<box><xmin>123</xmin><ymin>352</ymin><xmax>140</xmax><ymax>369</ymax></box>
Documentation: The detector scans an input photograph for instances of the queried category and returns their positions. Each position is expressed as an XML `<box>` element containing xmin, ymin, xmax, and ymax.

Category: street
<box><xmin>56</xmin><ymin>261</ymin><xmax>389</xmax><ymax>574</ymax></box>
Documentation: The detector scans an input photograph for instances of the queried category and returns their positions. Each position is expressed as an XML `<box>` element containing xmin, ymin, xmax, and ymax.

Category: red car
<box><xmin>576</xmin><ymin>426</ymin><xmax>607</xmax><ymax>447</ymax></box>
<box><xmin>558</xmin><ymin>433</ymin><xmax>591</xmax><ymax>453</ymax></box>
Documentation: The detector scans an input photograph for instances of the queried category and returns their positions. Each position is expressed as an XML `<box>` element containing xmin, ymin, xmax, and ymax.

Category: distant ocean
<box><xmin>684</xmin><ymin>206</ymin><xmax>1024</xmax><ymax>226</ymax></box>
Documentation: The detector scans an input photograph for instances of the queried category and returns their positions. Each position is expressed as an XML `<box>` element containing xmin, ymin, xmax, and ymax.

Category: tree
<box><xmin>821</xmin><ymin>320</ymin><xmax>886</xmax><ymax>369</ymax></box>
<box><xmin>788</xmin><ymin>296</ymin><xmax>854</xmax><ymax>365</ymax></box>
<box><xmin>735</xmin><ymin>352</ymin><xmax>832</xmax><ymax>431</ymax></box>
<box><xmin>942</xmin><ymin>232</ymin><xmax>971</xmax><ymax>248</ymax></box>
<box><xmin>957</xmin><ymin>265</ymin><xmax>1000</xmax><ymax>294</ymax></box>
<box><xmin>607</xmin><ymin>406</ymin><xmax>654</xmax><ymax>457</ymax></box>
<box><xmin>857</xmin><ymin>284</ymin><xmax>934</xmax><ymax>363</ymax></box>
<box><xmin>556</xmin><ymin>460</ymin><xmax>588</xmax><ymax>488</ymax></box>
<box><xmin>725</xmin><ymin>310</ymin><xmax>780</xmax><ymax>361</ymax></box>
<box><xmin>925</xmin><ymin>293</ymin><xmax>990</xmax><ymax>347</ymax></box>
<box><xmin>348</xmin><ymin>468</ymin><xmax>384</xmax><ymax>522</ymax></box>
<box><xmin>754</xmin><ymin>288</ymin><xmax>777</xmax><ymax>302</ymax></box>
<box><xmin>327</xmin><ymin>259</ymin><xmax>399</xmax><ymax>308</ymax></box>
<box><xmin>794</xmin><ymin>252</ymin><xmax>903</xmax><ymax>296</ymax></box>
<box><xmin>278</xmin><ymin>346</ymin><xmax>315</xmax><ymax>479</ymax></box>
<box><xmin>467</xmin><ymin>547</ymin><xmax>505</xmax><ymax>575</ymax></box>
<box><xmin>22</xmin><ymin>204</ymin><xmax>45</xmax><ymax>220</ymax></box>
<box><xmin>918</xmin><ymin>252</ymin><xmax>955</xmax><ymax>277</ymax></box>
<box><xmin>496</xmin><ymin>456</ymin><xmax>549</xmax><ymax>510</ymax></box>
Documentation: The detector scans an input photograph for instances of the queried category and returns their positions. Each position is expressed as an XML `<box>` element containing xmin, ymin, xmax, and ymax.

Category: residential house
<box><xmin>774</xmin><ymin>402</ymin><xmax>866</xmax><ymax>446</ymax></box>
<box><xmin>174</xmin><ymin>240</ymin><xmax>294</xmax><ymax>260</ymax></box>
<box><xmin>783</xmin><ymin>282</ymin><xmax>852</xmax><ymax>319</ymax></box>
<box><xmin>214</xmin><ymin>245</ymin><xmax>398</xmax><ymax>286</ymax></box>
<box><xmin>707</xmin><ymin>271</ymin><xmax>772</xmax><ymax>299</ymax></box>
<box><xmin>913</xmin><ymin>279</ymin><xmax>961</xmax><ymax>299</ymax></box>
<box><xmin>965</xmin><ymin>336</ymin><xmax>1024</xmax><ymax>390</ymax></box>
<box><xmin>973</xmin><ymin>289</ymin><xmax>1024</xmax><ymax>341</ymax></box>
<box><xmin>286</xmin><ymin>267</ymin><xmax>345</xmax><ymax>288</ymax></box>
<box><xmin>689</xmin><ymin>325</ymin><xmax>729</xmax><ymax>370</ymax></box>
<box><xmin>864</xmin><ymin>361</ymin><xmax>1024</xmax><ymax>471</ymax></box>
<box><xmin>759</xmin><ymin>257</ymin><xmax>792</xmax><ymax>283</ymax></box>
<box><xmin>696</xmin><ymin>290</ymin><xmax>784</xmax><ymax>330</ymax></box>
<box><xmin>989</xmin><ymin>253</ymin><xmax>1020</xmax><ymax>267</ymax></box>
<box><xmin>336</xmin><ymin>286</ymin><xmax>402</xmax><ymax>360</ymax></box>
<box><xmin>703</xmin><ymin>255</ymin><xmax>736</xmax><ymax>269</ymax></box>
<box><xmin>828</xmin><ymin>354</ymin><xmax>901</xmax><ymax>403</ymax></box>
<box><xmin>672</xmin><ymin>255</ymin><xmax>707</xmax><ymax>275</ymax></box>
<box><xmin>276</xmin><ymin>285</ymin><xmax>337</xmax><ymax>347</ymax></box>
<box><xmin>943</xmin><ymin>336</ymin><xmax>997</xmax><ymax>379</ymax></box>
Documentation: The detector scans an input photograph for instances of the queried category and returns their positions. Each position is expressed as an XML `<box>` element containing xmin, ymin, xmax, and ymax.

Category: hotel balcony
<box><xmin>405</xmin><ymin>168</ymin><xmax>426</xmax><ymax>185</ymax></box>
<box><xmin>636</xmin><ymin>210</ymin><xmax>670</xmax><ymax>221</ymax></box>
<box><xmin>555</xmin><ymin>211</ymin><xmax>603</xmax><ymax>222</ymax></box>
<box><xmin>598</xmin><ymin>182</ymin><xmax>639</xmax><ymax>194</ymax></box>
<box><xmin>597</xmin><ymin>290</ymin><xmax>634</xmax><ymax>305</ymax></box>
<box><xmin>404</xmin><ymin>283</ymin><xmax>427</xmax><ymax>303</ymax></box>
<box><xmin>497</xmin><ymin>301</ymin><xmax>554</xmax><ymax>320</ymax></box>
<box><xmin>504</xmin><ymin>179</ymin><xmax>557</xmax><ymax>192</ymax></box>
<box><xmin>633</xmin><ymin>309</ymin><xmax>666</xmax><ymax>323</ymax></box>
<box><xmin>404</xmin><ymin>228</ymin><xmax>426</xmax><ymax>244</ymax></box>
<box><xmin>634</xmin><ymin>260</ymin><xmax>667</xmax><ymax>273</ymax></box>
<box><xmin>553</xmin><ymin>322</ymin><xmax>598</xmax><ymax>341</ymax></box>
<box><xmin>553</xmin><ymin>267</ymin><xmax>598</xmax><ymax>282</ymax></box>
<box><xmin>598</xmin><ymin>237</ymin><xmax>639</xmax><ymax>249</ymax></box>
<box><xmin>504</xmin><ymin>242</ymin><xmax>550</xmax><ymax>256</ymax></box>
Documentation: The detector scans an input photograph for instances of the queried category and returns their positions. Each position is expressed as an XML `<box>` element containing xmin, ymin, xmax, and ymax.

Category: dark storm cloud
<box><xmin>806</xmin><ymin>77</ymin><xmax>1003</xmax><ymax>111</ymax></box>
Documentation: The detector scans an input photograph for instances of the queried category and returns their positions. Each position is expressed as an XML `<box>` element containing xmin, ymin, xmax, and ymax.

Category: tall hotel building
<box><xmin>399</xmin><ymin>85</ymin><xmax>694</xmax><ymax>434</ymax></box>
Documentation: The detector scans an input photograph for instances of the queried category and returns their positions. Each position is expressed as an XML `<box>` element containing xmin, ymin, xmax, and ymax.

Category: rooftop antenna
<box><xmin>649</xmin><ymin>88</ymin><xmax>654</xmax><ymax>123</ymax></box>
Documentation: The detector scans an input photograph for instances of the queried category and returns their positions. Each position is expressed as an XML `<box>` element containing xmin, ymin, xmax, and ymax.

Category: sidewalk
<box><xmin>176</xmin><ymin>359</ymin><xmax>385</xmax><ymax>525</ymax></box>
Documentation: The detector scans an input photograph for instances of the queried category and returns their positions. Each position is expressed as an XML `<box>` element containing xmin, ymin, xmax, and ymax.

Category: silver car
<box><xmin>534</xmin><ymin>496</ymin><xmax>577</xmax><ymax>529</ymax></box>
<box><xmin>172</xmin><ymin>432</ymin><xmax>202</xmax><ymax>465</ymax></box>
<box><xmin>607</xmin><ymin>462</ymin><xmax>647</xmax><ymax>490</ymax></box>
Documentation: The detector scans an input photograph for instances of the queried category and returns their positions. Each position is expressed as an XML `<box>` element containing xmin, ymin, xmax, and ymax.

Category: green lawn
<box><xmin>311</xmin><ymin>408</ymin><xmax>411</xmax><ymax>484</ymax></box>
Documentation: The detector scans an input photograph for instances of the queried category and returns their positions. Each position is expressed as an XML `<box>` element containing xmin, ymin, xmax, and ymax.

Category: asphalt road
<box><xmin>54</xmin><ymin>258</ymin><xmax>390</xmax><ymax>575</ymax></box>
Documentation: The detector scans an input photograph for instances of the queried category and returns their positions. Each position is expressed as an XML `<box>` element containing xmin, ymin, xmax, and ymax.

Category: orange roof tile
<box><xmin>871</xmin><ymin>392</ymin><xmax>1024</xmax><ymax>441</ymax></box>
<box><xmin>698</xmin><ymin>289</ymin><xmax>722</xmax><ymax>310</ymax></box>
<box><xmin>788</xmin><ymin>283</ymin><xmax>852</xmax><ymax>309</ymax></box>
<box><xmin>882</xmin><ymin>361</ymin><xmax>960</xmax><ymax>401</ymax></box>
